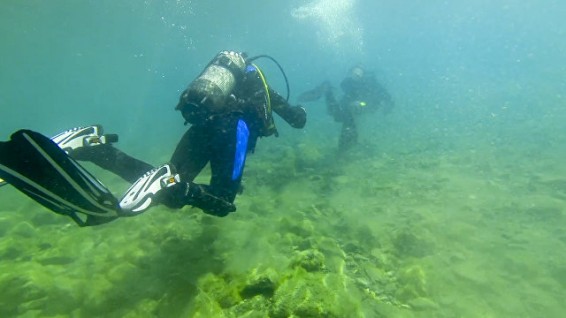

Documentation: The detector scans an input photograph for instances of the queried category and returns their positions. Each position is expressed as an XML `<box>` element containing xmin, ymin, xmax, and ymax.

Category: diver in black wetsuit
<box><xmin>0</xmin><ymin>51</ymin><xmax>306</xmax><ymax>226</ymax></box>
<box><xmin>78</xmin><ymin>51</ymin><xmax>307</xmax><ymax>217</ymax></box>
<box><xmin>299</xmin><ymin>65</ymin><xmax>393</xmax><ymax>152</ymax></box>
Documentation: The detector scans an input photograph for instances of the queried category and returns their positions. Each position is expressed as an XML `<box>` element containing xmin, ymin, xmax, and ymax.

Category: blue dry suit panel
<box><xmin>232</xmin><ymin>119</ymin><xmax>249</xmax><ymax>180</ymax></box>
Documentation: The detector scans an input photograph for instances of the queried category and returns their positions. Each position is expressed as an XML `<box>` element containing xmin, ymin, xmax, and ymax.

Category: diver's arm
<box><xmin>270</xmin><ymin>89</ymin><xmax>307</xmax><ymax>129</ymax></box>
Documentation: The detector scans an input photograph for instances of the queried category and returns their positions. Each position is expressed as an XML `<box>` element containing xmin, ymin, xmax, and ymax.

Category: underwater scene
<box><xmin>1</xmin><ymin>0</ymin><xmax>565</xmax><ymax>317</ymax></box>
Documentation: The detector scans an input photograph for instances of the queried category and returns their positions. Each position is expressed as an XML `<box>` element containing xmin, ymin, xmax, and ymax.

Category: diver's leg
<box><xmin>72</xmin><ymin>145</ymin><xmax>153</xmax><ymax>183</ymax></box>
<box><xmin>118</xmin><ymin>126</ymin><xmax>210</xmax><ymax>214</ymax></box>
<box><xmin>118</xmin><ymin>120</ymin><xmax>241</xmax><ymax>216</ymax></box>
<box><xmin>325</xmin><ymin>88</ymin><xmax>343</xmax><ymax>122</ymax></box>
<box><xmin>208</xmin><ymin>115</ymin><xmax>248</xmax><ymax>205</ymax></box>
<box><xmin>169</xmin><ymin>125</ymin><xmax>210</xmax><ymax>182</ymax></box>
<box><xmin>52</xmin><ymin>125</ymin><xmax>153</xmax><ymax>183</ymax></box>
<box><xmin>338</xmin><ymin>113</ymin><xmax>358</xmax><ymax>152</ymax></box>
<box><xmin>162</xmin><ymin>115</ymin><xmax>243</xmax><ymax>216</ymax></box>
<box><xmin>158</xmin><ymin>124</ymin><xmax>237</xmax><ymax>214</ymax></box>
<box><xmin>173</xmin><ymin>115</ymin><xmax>243</xmax><ymax>216</ymax></box>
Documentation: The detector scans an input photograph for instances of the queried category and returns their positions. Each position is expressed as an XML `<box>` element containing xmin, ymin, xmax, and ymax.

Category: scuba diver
<box><xmin>0</xmin><ymin>51</ymin><xmax>306</xmax><ymax>226</ymax></box>
<box><xmin>298</xmin><ymin>65</ymin><xmax>394</xmax><ymax>152</ymax></box>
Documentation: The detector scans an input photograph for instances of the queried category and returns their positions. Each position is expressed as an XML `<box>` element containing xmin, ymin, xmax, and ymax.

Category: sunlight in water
<box><xmin>291</xmin><ymin>0</ymin><xmax>364</xmax><ymax>56</ymax></box>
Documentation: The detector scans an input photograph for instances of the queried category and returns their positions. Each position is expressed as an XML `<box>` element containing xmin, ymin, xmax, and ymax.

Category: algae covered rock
<box><xmin>0</xmin><ymin>275</ymin><xmax>45</xmax><ymax>317</ymax></box>
<box><xmin>296</xmin><ymin>142</ymin><xmax>324</xmax><ymax>169</ymax></box>
<box><xmin>271</xmin><ymin>271</ymin><xmax>361</xmax><ymax>318</ymax></box>
<box><xmin>240</xmin><ymin>267</ymin><xmax>278</xmax><ymax>299</ymax></box>
<box><xmin>279</xmin><ymin>216</ymin><xmax>315</xmax><ymax>237</ymax></box>
<box><xmin>228</xmin><ymin>295</ymin><xmax>271</xmax><ymax>318</ymax></box>
<box><xmin>291</xmin><ymin>249</ymin><xmax>326</xmax><ymax>272</ymax></box>
<box><xmin>396</xmin><ymin>265</ymin><xmax>428</xmax><ymax>302</ymax></box>
<box><xmin>197</xmin><ymin>273</ymin><xmax>241</xmax><ymax>309</ymax></box>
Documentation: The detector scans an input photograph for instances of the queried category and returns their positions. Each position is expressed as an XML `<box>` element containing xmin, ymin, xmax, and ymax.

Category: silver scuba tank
<box><xmin>177</xmin><ymin>51</ymin><xmax>246</xmax><ymax>123</ymax></box>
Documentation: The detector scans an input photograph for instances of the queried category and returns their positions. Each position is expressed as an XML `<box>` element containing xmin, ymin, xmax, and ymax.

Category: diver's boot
<box><xmin>184</xmin><ymin>183</ymin><xmax>236</xmax><ymax>217</ymax></box>
<box><xmin>119</xmin><ymin>164</ymin><xmax>181</xmax><ymax>215</ymax></box>
<box><xmin>154</xmin><ymin>180</ymin><xmax>236</xmax><ymax>217</ymax></box>
<box><xmin>51</xmin><ymin>125</ymin><xmax>118</xmax><ymax>154</ymax></box>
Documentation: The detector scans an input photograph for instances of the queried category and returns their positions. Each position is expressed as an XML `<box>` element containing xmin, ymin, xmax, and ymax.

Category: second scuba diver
<box><xmin>298</xmin><ymin>65</ymin><xmax>394</xmax><ymax>152</ymax></box>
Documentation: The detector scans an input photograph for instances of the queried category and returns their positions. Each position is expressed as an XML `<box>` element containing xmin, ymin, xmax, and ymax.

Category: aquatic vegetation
<box><xmin>197</xmin><ymin>273</ymin><xmax>242</xmax><ymax>309</ymax></box>
<box><xmin>396</xmin><ymin>265</ymin><xmax>427</xmax><ymax>302</ymax></box>
<box><xmin>2</xmin><ymin>137</ymin><xmax>565</xmax><ymax>317</ymax></box>
<box><xmin>240</xmin><ymin>267</ymin><xmax>278</xmax><ymax>299</ymax></box>
<box><xmin>392</xmin><ymin>229</ymin><xmax>434</xmax><ymax>259</ymax></box>
<box><xmin>291</xmin><ymin>249</ymin><xmax>326</xmax><ymax>272</ymax></box>
<box><xmin>296</xmin><ymin>142</ymin><xmax>325</xmax><ymax>170</ymax></box>
<box><xmin>271</xmin><ymin>269</ymin><xmax>361</xmax><ymax>318</ymax></box>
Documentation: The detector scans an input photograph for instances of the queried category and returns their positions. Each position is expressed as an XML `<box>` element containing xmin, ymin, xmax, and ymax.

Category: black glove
<box><xmin>277</xmin><ymin>105</ymin><xmax>307</xmax><ymax>129</ymax></box>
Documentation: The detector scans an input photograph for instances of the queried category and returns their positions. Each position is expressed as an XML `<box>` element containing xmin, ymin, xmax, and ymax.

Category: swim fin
<box><xmin>0</xmin><ymin>125</ymin><xmax>116</xmax><ymax>189</ymax></box>
<box><xmin>0</xmin><ymin>130</ymin><xmax>121</xmax><ymax>226</ymax></box>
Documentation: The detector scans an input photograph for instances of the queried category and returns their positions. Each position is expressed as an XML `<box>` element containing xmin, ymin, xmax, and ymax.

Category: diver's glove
<box><xmin>275</xmin><ymin>105</ymin><xmax>307</xmax><ymax>129</ymax></box>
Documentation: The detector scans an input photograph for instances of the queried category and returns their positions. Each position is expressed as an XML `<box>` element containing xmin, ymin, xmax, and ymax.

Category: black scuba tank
<box><xmin>177</xmin><ymin>51</ymin><xmax>247</xmax><ymax>124</ymax></box>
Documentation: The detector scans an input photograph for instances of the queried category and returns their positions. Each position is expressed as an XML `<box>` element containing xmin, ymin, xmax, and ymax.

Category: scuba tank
<box><xmin>176</xmin><ymin>51</ymin><xmax>293</xmax><ymax>126</ymax></box>
<box><xmin>176</xmin><ymin>51</ymin><xmax>247</xmax><ymax>124</ymax></box>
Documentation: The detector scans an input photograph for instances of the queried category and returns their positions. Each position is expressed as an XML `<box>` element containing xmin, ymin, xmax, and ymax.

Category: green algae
<box><xmin>1</xmin><ymin>132</ymin><xmax>565</xmax><ymax>317</ymax></box>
